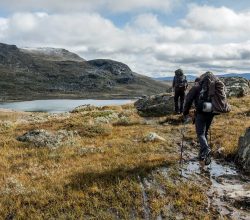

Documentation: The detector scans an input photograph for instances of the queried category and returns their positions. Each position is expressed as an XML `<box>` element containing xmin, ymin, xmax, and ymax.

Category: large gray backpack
<box><xmin>199</xmin><ymin>72</ymin><xmax>231</xmax><ymax>113</ymax></box>
<box><xmin>175</xmin><ymin>69</ymin><xmax>187</xmax><ymax>88</ymax></box>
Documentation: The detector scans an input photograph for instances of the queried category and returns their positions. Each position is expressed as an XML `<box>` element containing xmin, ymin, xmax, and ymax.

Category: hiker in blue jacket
<box><xmin>172</xmin><ymin>69</ymin><xmax>188</xmax><ymax>114</ymax></box>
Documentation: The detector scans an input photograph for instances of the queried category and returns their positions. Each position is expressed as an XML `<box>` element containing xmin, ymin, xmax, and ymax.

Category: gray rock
<box><xmin>17</xmin><ymin>129</ymin><xmax>75</xmax><ymax>148</ymax></box>
<box><xmin>220</xmin><ymin>77</ymin><xmax>250</xmax><ymax>97</ymax></box>
<box><xmin>235</xmin><ymin>128</ymin><xmax>250</xmax><ymax>173</ymax></box>
<box><xmin>134</xmin><ymin>93</ymin><xmax>174</xmax><ymax>117</ymax></box>
<box><xmin>88</xmin><ymin>59</ymin><xmax>132</xmax><ymax>76</ymax></box>
<box><xmin>143</xmin><ymin>132</ymin><xmax>166</xmax><ymax>142</ymax></box>
<box><xmin>71</xmin><ymin>104</ymin><xmax>97</xmax><ymax>113</ymax></box>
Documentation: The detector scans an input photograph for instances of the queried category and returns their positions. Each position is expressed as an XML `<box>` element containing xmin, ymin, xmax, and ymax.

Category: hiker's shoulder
<box><xmin>191</xmin><ymin>84</ymin><xmax>201</xmax><ymax>92</ymax></box>
<box><xmin>187</xmin><ymin>84</ymin><xmax>200</xmax><ymax>97</ymax></box>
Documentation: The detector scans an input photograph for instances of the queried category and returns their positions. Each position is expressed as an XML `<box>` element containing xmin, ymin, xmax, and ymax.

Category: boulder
<box><xmin>134</xmin><ymin>93</ymin><xmax>174</xmax><ymax>117</ymax></box>
<box><xmin>143</xmin><ymin>132</ymin><xmax>166</xmax><ymax>142</ymax></box>
<box><xmin>17</xmin><ymin>129</ymin><xmax>75</xmax><ymax>148</ymax></box>
<box><xmin>71</xmin><ymin>104</ymin><xmax>97</xmax><ymax>113</ymax></box>
<box><xmin>235</xmin><ymin>128</ymin><xmax>250</xmax><ymax>173</ymax></box>
<box><xmin>220</xmin><ymin>77</ymin><xmax>250</xmax><ymax>97</ymax></box>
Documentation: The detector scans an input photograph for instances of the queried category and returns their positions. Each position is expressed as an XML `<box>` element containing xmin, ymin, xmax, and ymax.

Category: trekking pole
<box><xmin>209</xmin><ymin>128</ymin><xmax>212</xmax><ymax>149</ymax></box>
<box><xmin>180</xmin><ymin>126</ymin><xmax>184</xmax><ymax>165</ymax></box>
<box><xmin>179</xmin><ymin>123</ymin><xmax>184</xmax><ymax>177</ymax></box>
<box><xmin>180</xmin><ymin>120</ymin><xmax>187</xmax><ymax>165</ymax></box>
<box><xmin>209</xmin><ymin>125</ymin><xmax>212</xmax><ymax>168</ymax></box>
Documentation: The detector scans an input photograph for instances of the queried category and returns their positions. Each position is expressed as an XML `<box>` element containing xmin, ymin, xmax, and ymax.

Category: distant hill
<box><xmin>155</xmin><ymin>73</ymin><xmax>250</xmax><ymax>81</ymax></box>
<box><xmin>0</xmin><ymin>43</ymin><xmax>168</xmax><ymax>101</ymax></box>
<box><xmin>155</xmin><ymin>75</ymin><xmax>197</xmax><ymax>82</ymax></box>
<box><xmin>217</xmin><ymin>73</ymin><xmax>250</xmax><ymax>80</ymax></box>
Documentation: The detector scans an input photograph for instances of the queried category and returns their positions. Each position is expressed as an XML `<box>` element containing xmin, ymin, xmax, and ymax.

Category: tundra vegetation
<box><xmin>0</xmin><ymin>95</ymin><xmax>249</xmax><ymax>219</ymax></box>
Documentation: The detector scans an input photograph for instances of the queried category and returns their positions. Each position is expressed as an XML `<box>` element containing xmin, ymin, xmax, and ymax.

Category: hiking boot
<box><xmin>198</xmin><ymin>149</ymin><xmax>205</xmax><ymax>161</ymax></box>
<box><xmin>204</xmin><ymin>149</ymin><xmax>212</xmax><ymax>166</ymax></box>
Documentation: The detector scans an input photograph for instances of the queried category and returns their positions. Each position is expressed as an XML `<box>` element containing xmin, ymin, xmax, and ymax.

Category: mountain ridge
<box><xmin>21</xmin><ymin>47</ymin><xmax>85</xmax><ymax>62</ymax></box>
<box><xmin>0</xmin><ymin>43</ymin><xmax>167</xmax><ymax>101</ymax></box>
<box><xmin>155</xmin><ymin>73</ymin><xmax>250</xmax><ymax>81</ymax></box>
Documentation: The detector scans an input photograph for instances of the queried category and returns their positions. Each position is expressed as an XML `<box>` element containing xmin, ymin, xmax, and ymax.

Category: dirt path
<box><xmin>138</xmin><ymin>121</ymin><xmax>250</xmax><ymax>219</ymax></box>
<box><xmin>176</xmin><ymin>122</ymin><xmax>249</xmax><ymax>219</ymax></box>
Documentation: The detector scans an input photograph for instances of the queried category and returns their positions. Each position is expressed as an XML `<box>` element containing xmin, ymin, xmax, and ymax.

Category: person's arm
<box><xmin>172</xmin><ymin>76</ymin><xmax>175</xmax><ymax>88</ymax></box>
<box><xmin>183</xmin><ymin>85</ymin><xmax>198</xmax><ymax>116</ymax></box>
<box><xmin>185</xmin><ymin>78</ymin><xmax>188</xmax><ymax>89</ymax></box>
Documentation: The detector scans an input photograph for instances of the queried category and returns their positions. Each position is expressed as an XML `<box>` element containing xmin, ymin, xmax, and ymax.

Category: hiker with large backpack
<box><xmin>173</xmin><ymin>69</ymin><xmax>188</xmax><ymax>114</ymax></box>
<box><xmin>183</xmin><ymin>72</ymin><xmax>230</xmax><ymax>165</ymax></box>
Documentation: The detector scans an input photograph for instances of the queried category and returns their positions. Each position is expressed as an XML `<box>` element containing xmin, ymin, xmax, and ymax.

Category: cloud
<box><xmin>181</xmin><ymin>5</ymin><xmax>250</xmax><ymax>43</ymax></box>
<box><xmin>105</xmin><ymin>0</ymin><xmax>179</xmax><ymax>13</ymax></box>
<box><xmin>182</xmin><ymin>5</ymin><xmax>250</xmax><ymax>31</ymax></box>
<box><xmin>1</xmin><ymin>5</ymin><xmax>250</xmax><ymax>76</ymax></box>
<box><xmin>0</xmin><ymin>17</ymin><xmax>8</xmax><ymax>38</ymax></box>
<box><xmin>0</xmin><ymin>0</ymin><xmax>179</xmax><ymax>13</ymax></box>
<box><xmin>2</xmin><ymin>12</ymin><xmax>124</xmax><ymax>48</ymax></box>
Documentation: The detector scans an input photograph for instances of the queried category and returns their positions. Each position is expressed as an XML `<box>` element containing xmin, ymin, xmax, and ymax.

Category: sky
<box><xmin>1</xmin><ymin>0</ymin><xmax>250</xmax><ymax>77</ymax></box>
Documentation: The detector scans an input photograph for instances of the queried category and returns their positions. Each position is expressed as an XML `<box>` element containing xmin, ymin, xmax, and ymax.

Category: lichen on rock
<box><xmin>17</xmin><ymin>129</ymin><xmax>77</xmax><ymax>148</ymax></box>
<box><xmin>134</xmin><ymin>93</ymin><xmax>174</xmax><ymax>117</ymax></box>
<box><xmin>220</xmin><ymin>77</ymin><xmax>250</xmax><ymax>97</ymax></box>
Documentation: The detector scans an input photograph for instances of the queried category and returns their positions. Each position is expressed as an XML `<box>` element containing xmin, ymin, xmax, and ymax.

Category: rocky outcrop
<box><xmin>134</xmin><ymin>93</ymin><xmax>174</xmax><ymax>117</ymax></box>
<box><xmin>88</xmin><ymin>59</ymin><xmax>132</xmax><ymax>77</ymax></box>
<box><xmin>235</xmin><ymin>128</ymin><xmax>250</xmax><ymax>173</ymax></box>
<box><xmin>220</xmin><ymin>77</ymin><xmax>250</xmax><ymax>97</ymax></box>
<box><xmin>17</xmin><ymin>129</ymin><xmax>76</xmax><ymax>148</ymax></box>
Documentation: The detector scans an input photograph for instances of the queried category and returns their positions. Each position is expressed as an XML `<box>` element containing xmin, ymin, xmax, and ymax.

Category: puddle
<box><xmin>182</xmin><ymin>160</ymin><xmax>237</xmax><ymax>178</ymax></box>
<box><xmin>138</xmin><ymin>175</ymin><xmax>150</xmax><ymax>220</ymax></box>
<box><xmin>181</xmin><ymin>158</ymin><xmax>250</xmax><ymax>219</ymax></box>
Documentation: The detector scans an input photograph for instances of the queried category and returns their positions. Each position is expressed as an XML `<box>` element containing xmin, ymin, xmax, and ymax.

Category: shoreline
<box><xmin>0</xmin><ymin>98</ymin><xmax>137</xmax><ymax>113</ymax></box>
<box><xmin>0</xmin><ymin>95</ymin><xmax>140</xmax><ymax>104</ymax></box>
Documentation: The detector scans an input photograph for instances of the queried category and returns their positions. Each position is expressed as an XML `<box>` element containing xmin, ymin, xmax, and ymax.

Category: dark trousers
<box><xmin>195</xmin><ymin>113</ymin><xmax>214</xmax><ymax>157</ymax></box>
<box><xmin>174</xmin><ymin>87</ymin><xmax>185</xmax><ymax>113</ymax></box>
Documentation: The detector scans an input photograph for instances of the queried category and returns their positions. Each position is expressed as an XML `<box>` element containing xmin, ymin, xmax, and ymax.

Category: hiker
<box><xmin>172</xmin><ymin>69</ymin><xmax>188</xmax><ymax>114</ymax></box>
<box><xmin>183</xmin><ymin>72</ymin><xmax>230</xmax><ymax>165</ymax></box>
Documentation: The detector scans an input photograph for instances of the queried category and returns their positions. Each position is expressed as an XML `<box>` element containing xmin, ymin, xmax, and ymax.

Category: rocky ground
<box><xmin>0</xmin><ymin>95</ymin><xmax>249</xmax><ymax>219</ymax></box>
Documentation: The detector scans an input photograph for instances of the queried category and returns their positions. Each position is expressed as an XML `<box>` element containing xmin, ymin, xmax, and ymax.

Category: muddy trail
<box><xmin>139</xmin><ymin>122</ymin><xmax>250</xmax><ymax>219</ymax></box>
<box><xmin>181</xmin><ymin>144</ymin><xmax>250</xmax><ymax>219</ymax></box>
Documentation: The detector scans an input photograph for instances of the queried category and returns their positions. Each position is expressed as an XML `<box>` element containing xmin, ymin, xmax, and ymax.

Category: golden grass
<box><xmin>0</xmin><ymin>105</ymin><xmax>179</xmax><ymax>219</ymax></box>
<box><xmin>0</xmin><ymin>95</ymin><xmax>248</xmax><ymax>219</ymax></box>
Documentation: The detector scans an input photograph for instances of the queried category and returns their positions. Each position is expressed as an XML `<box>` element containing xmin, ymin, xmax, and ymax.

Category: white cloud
<box><xmin>2</xmin><ymin>12</ymin><xmax>124</xmax><ymax>48</ymax></box>
<box><xmin>0</xmin><ymin>17</ymin><xmax>8</xmax><ymax>38</ymax></box>
<box><xmin>1</xmin><ymin>5</ymin><xmax>250</xmax><ymax>76</ymax></box>
<box><xmin>181</xmin><ymin>5</ymin><xmax>250</xmax><ymax>43</ymax></box>
<box><xmin>106</xmin><ymin>0</ymin><xmax>178</xmax><ymax>13</ymax></box>
<box><xmin>0</xmin><ymin>0</ymin><xmax>179</xmax><ymax>13</ymax></box>
<box><xmin>182</xmin><ymin>5</ymin><xmax>250</xmax><ymax>31</ymax></box>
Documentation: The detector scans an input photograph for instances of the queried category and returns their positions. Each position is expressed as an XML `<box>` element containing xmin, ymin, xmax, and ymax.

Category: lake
<box><xmin>0</xmin><ymin>99</ymin><xmax>135</xmax><ymax>113</ymax></box>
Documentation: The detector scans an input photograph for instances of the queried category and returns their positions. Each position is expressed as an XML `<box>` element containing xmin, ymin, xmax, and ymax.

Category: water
<box><xmin>0</xmin><ymin>99</ymin><xmax>134</xmax><ymax>113</ymax></box>
<box><xmin>181</xmin><ymin>158</ymin><xmax>250</xmax><ymax>219</ymax></box>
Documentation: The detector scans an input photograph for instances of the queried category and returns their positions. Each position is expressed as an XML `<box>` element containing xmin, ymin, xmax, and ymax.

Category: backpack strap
<box><xmin>208</xmin><ymin>80</ymin><xmax>216</xmax><ymax>97</ymax></box>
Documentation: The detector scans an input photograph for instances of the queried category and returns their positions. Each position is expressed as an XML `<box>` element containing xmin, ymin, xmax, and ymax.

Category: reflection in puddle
<box><xmin>183</xmin><ymin>160</ymin><xmax>237</xmax><ymax>177</ymax></box>
<box><xmin>181</xmin><ymin>159</ymin><xmax>250</xmax><ymax>219</ymax></box>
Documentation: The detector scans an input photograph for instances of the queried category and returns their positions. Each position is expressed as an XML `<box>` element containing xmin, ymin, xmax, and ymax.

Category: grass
<box><xmin>0</xmin><ymin>95</ymin><xmax>249</xmax><ymax>219</ymax></box>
